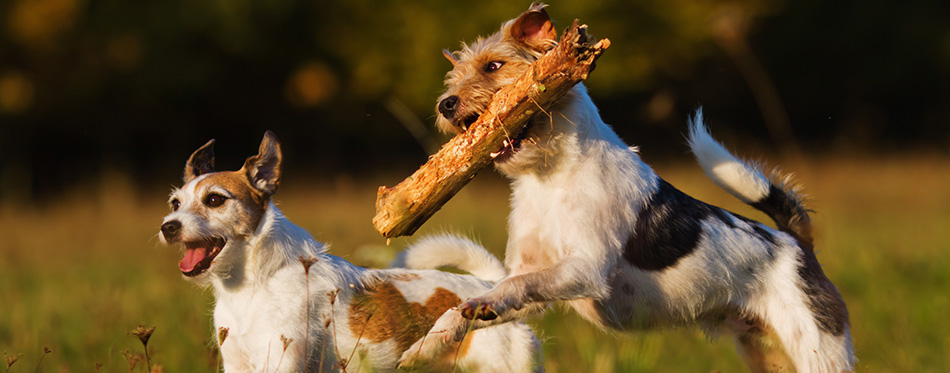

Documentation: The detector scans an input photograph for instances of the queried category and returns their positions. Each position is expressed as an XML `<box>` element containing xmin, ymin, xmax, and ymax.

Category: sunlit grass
<box><xmin>1</xmin><ymin>154</ymin><xmax>948</xmax><ymax>371</ymax></box>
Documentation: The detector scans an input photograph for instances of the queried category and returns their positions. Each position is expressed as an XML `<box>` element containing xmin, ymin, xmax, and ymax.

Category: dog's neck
<box><xmin>504</xmin><ymin>84</ymin><xmax>661</xmax><ymax>250</ymax></box>
<box><xmin>500</xmin><ymin>84</ymin><xmax>655</xmax><ymax>183</ymax></box>
<box><xmin>209</xmin><ymin>202</ymin><xmax>329</xmax><ymax>293</ymax></box>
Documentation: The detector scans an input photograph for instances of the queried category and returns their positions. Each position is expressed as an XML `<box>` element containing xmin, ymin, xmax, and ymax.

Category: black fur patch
<box><xmin>798</xmin><ymin>244</ymin><xmax>849</xmax><ymax>336</ymax></box>
<box><xmin>623</xmin><ymin>179</ymin><xmax>779</xmax><ymax>271</ymax></box>
<box><xmin>750</xmin><ymin>184</ymin><xmax>811</xmax><ymax>246</ymax></box>
<box><xmin>750</xmin><ymin>184</ymin><xmax>846</xmax><ymax>334</ymax></box>
<box><xmin>623</xmin><ymin>179</ymin><xmax>714</xmax><ymax>271</ymax></box>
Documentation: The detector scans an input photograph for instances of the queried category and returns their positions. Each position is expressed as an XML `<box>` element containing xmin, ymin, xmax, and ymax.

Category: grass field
<box><xmin>2</xmin><ymin>154</ymin><xmax>949</xmax><ymax>372</ymax></box>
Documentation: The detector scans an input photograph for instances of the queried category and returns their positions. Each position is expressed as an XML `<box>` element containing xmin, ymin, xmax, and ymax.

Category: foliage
<box><xmin>1</xmin><ymin>0</ymin><xmax>949</xmax><ymax>202</ymax></box>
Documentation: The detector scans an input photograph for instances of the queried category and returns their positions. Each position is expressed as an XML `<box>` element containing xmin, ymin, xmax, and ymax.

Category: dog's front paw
<box><xmin>459</xmin><ymin>297</ymin><xmax>502</xmax><ymax>320</ymax></box>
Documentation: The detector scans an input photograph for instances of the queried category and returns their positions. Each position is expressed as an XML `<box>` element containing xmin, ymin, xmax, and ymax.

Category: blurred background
<box><xmin>1</xmin><ymin>0</ymin><xmax>948</xmax><ymax>371</ymax></box>
<box><xmin>1</xmin><ymin>0</ymin><xmax>947</xmax><ymax>202</ymax></box>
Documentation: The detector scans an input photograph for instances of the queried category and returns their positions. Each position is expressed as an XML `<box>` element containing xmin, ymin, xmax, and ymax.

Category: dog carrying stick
<box><xmin>374</xmin><ymin>20</ymin><xmax>610</xmax><ymax>238</ymax></box>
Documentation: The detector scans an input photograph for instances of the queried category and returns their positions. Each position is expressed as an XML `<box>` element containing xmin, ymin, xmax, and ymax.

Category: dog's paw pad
<box><xmin>460</xmin><ymin>299</ymin><xmax>499</xmax><ymax>320</ymax></box>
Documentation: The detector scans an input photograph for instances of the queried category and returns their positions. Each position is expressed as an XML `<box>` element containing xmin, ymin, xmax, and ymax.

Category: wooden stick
<box><xmin>374</xmin><ymin>20</ymin><xmax>610</xmax><ymax>239</ymax></box>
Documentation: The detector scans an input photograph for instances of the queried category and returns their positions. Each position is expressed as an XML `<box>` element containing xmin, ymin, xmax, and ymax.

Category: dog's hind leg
<box><xmin>748</xmin><ymin>272</ymin><xmax>854</xmax><ymax>372</ymax></box>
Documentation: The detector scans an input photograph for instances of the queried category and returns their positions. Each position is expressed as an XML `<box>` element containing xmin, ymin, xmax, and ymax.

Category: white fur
<box><xmin>687</xmin><ymin>109</ymin><xmax>770</xmax><ymax>203</ymax></box>
<box><xmin>160</xmin><ymin>141</ymin><xmax>541</xmax><ymax>372</ymax></box>
<box><xmin>392</xmin><ymin>234</ymin><xmax>508</xmax><ymax>282</ymax></box>
<box><xmin>407</xmin><ymin>83</ymin><xmax>855</xmax><ymax>372</ymax></box>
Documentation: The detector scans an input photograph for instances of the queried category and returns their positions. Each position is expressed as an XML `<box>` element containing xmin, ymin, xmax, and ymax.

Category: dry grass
<box><xmin>1</xmin><ymin>154</ymin><xmax>948</xmax><ymax>371</ymax></box>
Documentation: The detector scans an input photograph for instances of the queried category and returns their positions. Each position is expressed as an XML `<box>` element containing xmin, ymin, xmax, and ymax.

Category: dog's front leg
<box><xmin>460</xmin><ymin>256</ymin><xmax>608</xmax><ymax>320</ymax></box>
<box><xmin>398</xmin><ymin>304</ymin><xmax>545</xmax><ymax>369</ymax></box>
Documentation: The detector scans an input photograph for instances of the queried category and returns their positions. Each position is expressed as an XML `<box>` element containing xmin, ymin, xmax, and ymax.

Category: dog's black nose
<box><xmin>161</xmin><ymin>220</ymin><xmax>182</xmax><ymax>239</ymax></box>
<box><xmin>438</xmin><ymin>95</ymin><xmax>459</xmax><ymax>119</ymax></box>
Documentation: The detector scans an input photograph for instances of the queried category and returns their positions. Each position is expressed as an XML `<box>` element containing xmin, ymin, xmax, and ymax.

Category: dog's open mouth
<box><xmin>489</xmin><ymin>120</ymin><xmax>533</xmax><ymax>163</ymax></box>
<box><xmin>453</xmin><ymin>110</ymin><xmax>534</xmax><ymax>163</ymax></box>
<box><xmin>460</xmin><ymin>115</ymin><xmax>479</xmax><ymax>131</ymax></box>
<box><xmin>179</xmin><ymin>237</ymin><xmax>226</xmax><ymax>276</ymax></box>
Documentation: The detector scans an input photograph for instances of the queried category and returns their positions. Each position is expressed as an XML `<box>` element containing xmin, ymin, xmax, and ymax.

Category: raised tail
<box><xmin>687</xmin><ymin>109</ymin><xmax>814</xmax><ymax>248</ymax></box>
<box><xmin>391</xmin><ymin>234</ymin><xmax>508</xmax><ymax>282</ymax></box>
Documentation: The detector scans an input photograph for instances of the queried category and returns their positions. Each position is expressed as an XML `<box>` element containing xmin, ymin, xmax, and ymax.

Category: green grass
<box><xmin>1</xmin><ymin>155</ymin><xmax>948</xmax><ymax>371</ymax></box>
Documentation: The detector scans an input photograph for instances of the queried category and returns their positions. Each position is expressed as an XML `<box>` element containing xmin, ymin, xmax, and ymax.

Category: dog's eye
<box><xmin>484</xmin><ymin>61</ymin><xmax>504</xmax><ymax>73</ymax></box>
<box><xmin>204</xmin><ymin>194</ymin><xmax>227</xmax><ymax>208</ymax></box>
<box><xmin>170</xmin><ymin>199</ymin><xmax>180</xmax><ymax>211</ymax></box>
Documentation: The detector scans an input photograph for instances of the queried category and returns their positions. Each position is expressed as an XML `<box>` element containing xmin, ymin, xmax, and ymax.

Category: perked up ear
<box><xmin>184</xmin><ymin>139</ymin><xmax>216</xmax><ymax>183</ymax></box>
<box><xmin>242</xmin><ymin>130</ymin><xmax>282</xmax><ymax>197</ymax></box>
<box><xmin>442</xmin><ymin>49</ymin><xmax>459</xmax><ymax>66</ymax></box>
<box><xmin>505</xmin><ymin>3</ymin><xmax>557</xmax><ymax>51</ymax></box>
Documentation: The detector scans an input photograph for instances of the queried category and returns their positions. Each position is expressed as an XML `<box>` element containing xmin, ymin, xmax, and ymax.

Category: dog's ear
<box><xmin>505</xmin><ymin>3</ymin><xmax>557</xmax><ymax>51</ymax></box>
<box><xmin>242</xmin><ymin>131</ymin><xmax>282</xmax><ymax>197</ymax></box>
<box><xmin>442</xmin><ymin>49</ymin><xmax>459</xmax><ymax>66</ymax></box>
<box><xmin>184</xmin><ymin>139</ymin><xmax>215</xmax><ymax>183</ymax></box>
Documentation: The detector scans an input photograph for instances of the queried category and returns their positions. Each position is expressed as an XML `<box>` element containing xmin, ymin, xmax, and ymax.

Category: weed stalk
<box><xmin>34</xmin><ymin>346</ymin><xmax>51</xmax><ymax>373</ymax></box>
<box><xmin>130</xmin><ymin>325</ymin><xmax>156</xmax><ymax>372</ymax></box>
<box><xmin>298</xmin><ymin>256</ymin><xmax>318</xmax><ymax>372</ymax></box>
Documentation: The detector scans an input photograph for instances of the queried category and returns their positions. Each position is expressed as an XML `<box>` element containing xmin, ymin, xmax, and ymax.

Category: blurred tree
<box><xmin>0</xmin><ymin>0</ymin><xmax>947</xmax><ymax>202</ymax></box>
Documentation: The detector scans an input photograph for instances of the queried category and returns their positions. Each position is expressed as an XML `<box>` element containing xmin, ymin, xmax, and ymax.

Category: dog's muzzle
<box><xmin>161</xmin><ymin>220</ymin><xmax>182</xmax><ymax>240</ymax></box>
<box><xmin>160</xmin><ymin>219</ymin><xmax>226</xmax><ymax>277</ymax></box>
<box><xmin>438</xmin><ymin>95</ymin><xmax>459</xmax><ymax>119</ymax></box>
<box><xmin>438</xmin><ymin>95</ymin><xmax>479</xmax><ymax>132</ymax></box>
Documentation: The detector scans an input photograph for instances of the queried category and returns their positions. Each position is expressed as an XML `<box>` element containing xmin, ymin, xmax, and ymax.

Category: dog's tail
<box><xmin>392</xmin><ymin>234</ymin><xmax>508</xmax><ymax>282</ymax></box>
<box><xmin>687</xmin><ymin>109</ymin><xmax>814</xmax><ymax>248</ymax></box>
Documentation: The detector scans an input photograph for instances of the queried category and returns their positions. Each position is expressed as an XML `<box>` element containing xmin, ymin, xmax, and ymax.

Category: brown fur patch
<box><xmin>193</xmin><ymin>171</ymin><xmax>268</xmax><ymax>236</ymax></box>
<box><xmin>195</xmin><ymin>172</ymin><xmax>267</xmax><ymax>208</ymax></box>
<box><xmin>348</xmin><ymin>283</ymin><xmax>462</xmax><ymax>353</ymax></box>
<box><xmin>456</xmin><ymin>329</ymin><xmax>475</xmax><ymax>359</ymax></box>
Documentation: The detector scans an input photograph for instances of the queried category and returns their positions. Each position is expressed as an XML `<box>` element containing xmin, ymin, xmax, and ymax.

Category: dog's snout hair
<box><xmin>161</xmin><ymin>220</ymin><xmax>182</xmax><ymax>240</ymax></box>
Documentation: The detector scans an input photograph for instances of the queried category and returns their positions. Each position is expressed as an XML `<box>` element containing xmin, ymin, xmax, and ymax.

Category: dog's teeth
<box><xmin>490</xmin><ymin>151</ymin><xmax>500</xmax><ymax>158</ymax></box>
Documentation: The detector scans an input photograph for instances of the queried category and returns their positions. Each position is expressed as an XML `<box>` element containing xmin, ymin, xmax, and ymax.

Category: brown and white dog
<box><xmin>158</xmin><ymin>132</ymin><xmax>541</xmax><ymax>372</ymax></box>
<box><xmin>401</xmin><ymin>4</ymin><xmax>854</xmax><ymax>372</ymax></box>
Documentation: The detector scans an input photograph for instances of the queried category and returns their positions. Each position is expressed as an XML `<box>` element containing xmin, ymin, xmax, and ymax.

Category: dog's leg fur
<box><xmin>398</xmin><ymin>304</ymin><xmax>545</xmax><ymax>369</ymax></box>
<box><xmin>394</xmin><ymin>234</ymin><xmax>545</xmax><ymax>371</ymax></box>
<box><xmin>460</xmin><ymin>257</ymin><xmax>608</xmax><ymax>320</ymax></box>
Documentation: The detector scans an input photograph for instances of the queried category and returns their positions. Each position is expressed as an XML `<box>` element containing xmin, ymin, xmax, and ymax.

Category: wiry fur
<box><xmin>159</xmin><ymin>132</ymin><xmax>541</xmax><ymax>372</ymax></box>
<box><xmin>404</xmin><ymin>4</ymin><xmax>854</xmax><ymax>372</ymax></box>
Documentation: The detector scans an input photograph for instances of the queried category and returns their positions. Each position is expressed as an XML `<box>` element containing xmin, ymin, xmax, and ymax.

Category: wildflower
<box><xmin>4</xmin><ymin>352</ymin><xmax>24</xmax><ymax>372</ymax></box>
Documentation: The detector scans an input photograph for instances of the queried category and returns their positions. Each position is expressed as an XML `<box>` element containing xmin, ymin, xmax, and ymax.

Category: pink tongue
<box><xmin>179</xmin><ymin>247</ymin><xmax>209</xmax><ymax>272</ymax></box>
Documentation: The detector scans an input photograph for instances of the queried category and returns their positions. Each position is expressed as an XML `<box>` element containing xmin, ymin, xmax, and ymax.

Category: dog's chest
<box><xmin>212</xmin><ymin>275</ymin><xmax>312</xmax><ymax>347</ymax></box>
